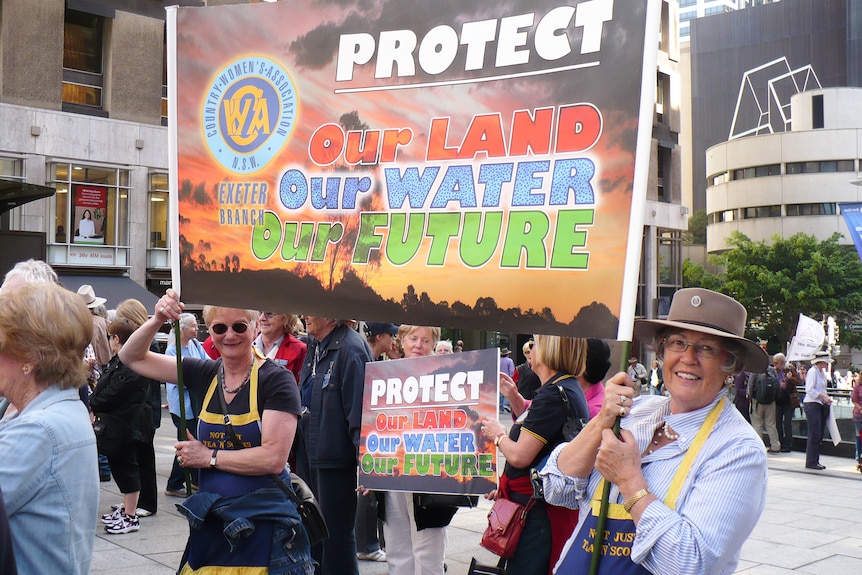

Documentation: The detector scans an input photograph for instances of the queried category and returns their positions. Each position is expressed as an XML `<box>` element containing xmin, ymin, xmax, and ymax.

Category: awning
<box><xmin>58</xmin><ymin>275</ymin><xmax>160</xmax><ymax>311</ymax></box>
<box><xmin>0</xmin><ymin>180</ymin><xmax>55</xmax><ymax>214</ymax></box>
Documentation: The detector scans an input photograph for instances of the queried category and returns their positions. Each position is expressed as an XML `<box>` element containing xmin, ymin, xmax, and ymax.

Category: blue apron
<box><xmin>555</xmin><ymin>399</ymin><xmax>725</xmax><ymax>574</ymax></box>
<box><xmin>185</xmin><ymin>358</ymin><xmax>272</xmax><ymax>573</ymax></box>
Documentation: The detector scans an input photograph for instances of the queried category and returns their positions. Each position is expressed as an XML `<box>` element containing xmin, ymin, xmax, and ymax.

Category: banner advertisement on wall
<box><xmin>168</xmin><ymin>0</ymin><xmax>659</xmax><ymax>338</ymax></box>
<box><xmin>359</xmin><ymin>348</ymin><xmax>499</xmax><ymax>495</ymax></box>
<box><xmin>73</xmin><ymin>184</ymin><xmax>107</xmax><ymax>245</ymax></box>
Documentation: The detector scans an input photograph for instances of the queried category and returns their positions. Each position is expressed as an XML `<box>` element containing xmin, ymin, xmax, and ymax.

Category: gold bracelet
<box><xmin>623</xmin><ymin>488</ymin><xmax>651</xmax><ymax>513</ymax></box>
<box><xmin>494</xmin><ymin>434</ymin><xmax>506</xmax><ymax>447</ymax></box>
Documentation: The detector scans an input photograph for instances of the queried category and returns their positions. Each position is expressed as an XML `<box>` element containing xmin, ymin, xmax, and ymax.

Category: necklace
<box><xmin>222</xmin><ymin>362</ymin><xmax>254</xmax><ymax>394</ymax></box>
<box><xmin>647</xmin><ymin>421</ymin><xmax>680</xmax><ymax>455</ymax></box>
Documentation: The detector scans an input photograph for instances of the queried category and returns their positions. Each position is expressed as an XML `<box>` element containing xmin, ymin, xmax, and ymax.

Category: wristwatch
<box><xmin>623</xmin><ymin>488</ymin><xmax>651</xmax><ymax>513</ymax></box>
<box><xmin>210</xmin><ymin>448</ymin><xmax>219</xmax><ymax>468</ymax></box>
<box><xmin>494</xmin><ymin>434</ymin><xmax>506</xmax><ymax>447</ymax></box>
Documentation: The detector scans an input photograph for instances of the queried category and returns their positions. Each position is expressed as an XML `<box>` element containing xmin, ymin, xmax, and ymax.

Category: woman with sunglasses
<box><xmin>542</xmin><ymin>288</ymin><xmax>769</xmax><ymax>575</ymax></box>
<box><xmin>120</xmin><ymin>290</ymin><xmax>313</xmax><ymax>574</ymax></box>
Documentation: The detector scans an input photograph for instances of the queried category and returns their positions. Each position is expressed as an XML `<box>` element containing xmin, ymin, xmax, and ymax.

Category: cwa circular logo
<box><xmin>202</xmin><ymin>56</ymin><xmax>297</xmax><ymax>174</ymax></box>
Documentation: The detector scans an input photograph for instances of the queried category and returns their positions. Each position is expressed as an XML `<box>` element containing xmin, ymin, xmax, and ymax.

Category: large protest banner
<box><xmin>359</xmin><ymin>349</ymin><xmax>498</xmax><ymax>495</ymax></box>
<box><xmin>167</xmin><ymin>0</ymin><xmax>659</xmax><ymax>338</ymax></box>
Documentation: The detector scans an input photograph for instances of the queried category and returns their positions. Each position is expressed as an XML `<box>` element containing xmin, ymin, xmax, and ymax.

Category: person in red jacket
<box><xmin>253</xmin><ymin>312</ymin><xmax>307</xmax><ymax>382</ymax></box>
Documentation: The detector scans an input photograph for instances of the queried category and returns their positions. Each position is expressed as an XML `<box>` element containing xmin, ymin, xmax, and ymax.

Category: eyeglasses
<box><xmin>261</xmin><ymin>312</ymin><xmax>276</xmax><ymax>319</ymax></box>
<box><xmin>661</xmin><ymin>337</ymin><xmax>725</xmax><ymax>360</ymax></box>
<box><xmin>211</xmin><ymin>322</ymin><xmax>250</xmax><ymax>335</ymax></box>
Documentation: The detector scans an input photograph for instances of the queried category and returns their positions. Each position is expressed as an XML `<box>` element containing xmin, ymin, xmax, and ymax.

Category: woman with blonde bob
<box><xmin>0</xmin><ymin>283</ymin><xmax>99</xmax><ymax>574</ymax></box>
<box><xmin>380</xmin><ymin>324</ymin><xmax>458</xmax><ymax>575</ymax></box>
<box><xmin>542</xmin><ymin>288</ymin><xmax>769</xmax><ymax>575</ymax></box>
<box><xmin>479</xmin><ymin>335</ymin><xmax>590</xmax><ymax>575</ymax></box>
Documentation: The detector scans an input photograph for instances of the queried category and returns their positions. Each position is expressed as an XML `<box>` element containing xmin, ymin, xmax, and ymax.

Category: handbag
<box><xmin>467</xmin><ymin>557</ymin><xmax>506</xmax><ymax>574</ymax></box>
<box><xmin>555</xmin><ymin>382</ymin><xmax>586</xmax><ymax>441</ymax></box>
<box><xmin>286</xmin><ymin>472</ymin><xmax>330</xmax><ymax>547</ymax></box>
<box><xmin>527</xmin><ymin>380</ymin><xmax>587</xmax><ymax>499</ymax></box>
<box><xmin>215</xmin><ymin>370</ymin><xmax>330</xmax><ymax>546</ymax></box>
<box><xmin>479</xmin><ymin>496</ymin><xmax>536</xmax><ymax>558</ymax></box>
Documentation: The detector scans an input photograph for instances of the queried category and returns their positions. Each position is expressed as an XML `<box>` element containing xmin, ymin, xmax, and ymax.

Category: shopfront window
<box><xmin>149</xmin><ymin>173</ymin><xmax>169</xmax><ymax>248</ymax></box>
<box><xmin>50</xmin><ymin>164</ymin><xmax>129</xmax><ymax>246</ymax></box>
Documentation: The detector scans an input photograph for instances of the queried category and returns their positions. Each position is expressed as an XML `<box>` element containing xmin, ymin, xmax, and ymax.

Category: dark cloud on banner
<box><xmin>289</xmin><ymin>0</ymin><xmax>626</xmax><ymax>89</ymax></box>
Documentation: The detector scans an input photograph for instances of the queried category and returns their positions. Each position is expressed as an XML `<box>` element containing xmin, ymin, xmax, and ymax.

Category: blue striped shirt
<box><xmin>542</xmin><ymin>393</ymin><xmax>768</xmax><ymax>575</ymax></box>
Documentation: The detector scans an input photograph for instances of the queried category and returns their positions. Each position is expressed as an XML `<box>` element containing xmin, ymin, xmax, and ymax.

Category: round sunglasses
<box><xmin>210</xmin><ymin>322</ymin><xmax>250</xmax><ymax>335</ymax></box>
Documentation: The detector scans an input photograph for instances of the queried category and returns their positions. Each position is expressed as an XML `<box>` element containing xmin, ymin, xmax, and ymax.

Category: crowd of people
<box><xmin>729</xmin><ymin>347</ymin><xmax>858</xmax><ymax>472</ymax></box>
<box><xmin>0</xmin><ymin>260</ymin><xmax>857</xmax><ymax>574</ymax></box>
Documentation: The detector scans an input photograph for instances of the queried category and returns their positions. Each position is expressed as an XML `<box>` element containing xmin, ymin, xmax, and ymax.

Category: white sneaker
<box><xmin>357</xmin><ymin>549</ymin><xmax>386</xmax><ymax>562</ymax></box>
<box><xmin>105</xmin><ymin>514</ymin><xmax>140</xmax><ymax>534</ymax></box>
<box><xmin>100</xmin><ymin>507</ymin><xmax>123</xmax><ymax>525</ymax></box>
<box><xmin>109</xmin><ymin>504</ymin><xmax>152</xmax><ymax>517</ymax></box>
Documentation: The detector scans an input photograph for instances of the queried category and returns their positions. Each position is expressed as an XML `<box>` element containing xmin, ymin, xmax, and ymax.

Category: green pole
<box><xmin>173</xmin><ymin>320</ymin><xmax>193</xmax><ymax>496</ymax></box>
<box><xmin>588</xmin><ymin>340</ymin><xmax>631</xmax><ymax>575</ymax></box>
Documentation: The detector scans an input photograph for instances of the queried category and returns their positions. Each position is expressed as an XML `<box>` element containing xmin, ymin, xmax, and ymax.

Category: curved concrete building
<box><xmin>706</xmin><ymin>88</ymin><xmax>862</xmax><ymax>253</ymax></box>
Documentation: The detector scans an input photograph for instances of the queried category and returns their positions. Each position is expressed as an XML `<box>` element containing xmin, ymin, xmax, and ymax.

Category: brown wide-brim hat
<box><xmin>633</xmin><ymin>288</ymin><xmax>768</xmax><ymax>373</ymax></box>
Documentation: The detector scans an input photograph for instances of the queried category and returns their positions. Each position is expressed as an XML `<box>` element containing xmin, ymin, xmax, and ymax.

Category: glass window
<box><xmin>0</xmin><ymin>158</ymin><xmax>23</xmax><ymax>179</ymax></box>
<box><xmin>743</xmin><ymin>205</ymin><xmax>781</xmax><ymax>219</ymax></box>
<box><xmin>708</xmin><ymin>172</ymin><xmax>728</xmax><ymax>186</ymax></box>
<box><xmin>837</xmin><ymin>160</ymin><xmax>855</xmax><ymax>172</ymax></box>
<box><xmin>162</xmin><ymin>33</ymin><xmax>168</xmax><ymax>126</ymax></box>
<box><xmin>786</xmin><ymin>162</ymin><xmax>804</xmax><ymax>174</ymax></box>
<box><xmin>786</xmin><ymin>203</ymin><xmax>837</xmax><ymax>216</ymax></box>
<box><xmin>63</xmin><ymin>9</ymin><xmax>104</xmax><ymax>109</ymax></box>
<box><xmin>149</xmin><ymin>173</ymin><xmax>169</xmax><ymax>249</ymax></box>
<box><xmin>657</xmin><ymin>231</ymin><xmax>680</xmax><ymax>286</ymax></box>
<box><xmin>754</xmin><ymin>164</ymin><xmax>780</xmax><ymax>177</ymax></box>
<box><xmin>49</xmin><ymin>163</ymin><xmax>130</xmax><ymax>246</ymax></box>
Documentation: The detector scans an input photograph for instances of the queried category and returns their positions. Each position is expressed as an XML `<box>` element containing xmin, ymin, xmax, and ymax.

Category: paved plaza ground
<box><xmin>90</xmin><ymin>409</ymin><xmax>862</xmax><ymax>575</ymax></box>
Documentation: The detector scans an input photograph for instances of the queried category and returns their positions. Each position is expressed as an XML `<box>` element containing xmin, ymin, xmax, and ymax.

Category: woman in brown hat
<box><xmin>541</xmin><ymin>288</ymin><xmax>769</xmax><ymax>575</ymax></box>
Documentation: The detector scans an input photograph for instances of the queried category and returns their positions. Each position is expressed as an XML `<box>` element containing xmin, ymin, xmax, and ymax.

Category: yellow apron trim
<box><xmin>664</xmin><ymin>398</ymin><xmax>725</xmax><ymax>510</ymax></box>
<box><xmin>179</xmin><ymin>562</ymin><xmax>267</xmax><ymax>575</ymax></box>
<box><xmin>593</xmin><ymin>397</ymin><xmax>726</xmax><ymax>515</ymax></box>
<box><xmin>199</xmin><ymin>358</ymin><xmax>261</xmax><ymax>427</ymax></box>
<box><xmin>590</xmin><ymin>499</ymin><xmax>631</xmax><ymax>521</ymax></box>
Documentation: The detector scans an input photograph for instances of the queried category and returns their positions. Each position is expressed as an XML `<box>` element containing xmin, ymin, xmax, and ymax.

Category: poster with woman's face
<box><xmin>73</xmin><ymin>185</ymin><xmax>107</xmax><ymax>245</ymax></box>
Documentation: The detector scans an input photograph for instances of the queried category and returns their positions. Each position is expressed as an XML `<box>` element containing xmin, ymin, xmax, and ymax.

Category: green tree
<box><xmin>683</xmin><ymin>232</ymin><xmax>862</xmax><ymax>348</ymax></box>
<box><xmin>683</xmin><ymin>209</ymin><xmax>707</xmax><ymax>245</ymax></box>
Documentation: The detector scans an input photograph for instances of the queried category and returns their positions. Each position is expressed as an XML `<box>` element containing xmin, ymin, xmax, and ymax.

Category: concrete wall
<box><xmin>0</xmin><ymin>0</ymin><xmax>64</xmax><ymax>108</ymax></box>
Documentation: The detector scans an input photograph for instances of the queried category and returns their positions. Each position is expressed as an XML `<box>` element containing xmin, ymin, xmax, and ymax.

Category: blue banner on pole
<box><xmin>840</xmin><ymin>203</ymin><xmax>862</xmax><ymax>263</ymax></box>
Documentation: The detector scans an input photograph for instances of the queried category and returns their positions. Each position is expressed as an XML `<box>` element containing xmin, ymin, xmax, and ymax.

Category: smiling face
<box><xmin>209</xmin><ymin>309</ymin><xmax>255</xmax><ymax>363</ymax></box>
<box><xmin>660</xmin><ymin>328</ymin><xmax>733</xmax><ymax>413</ymax></box>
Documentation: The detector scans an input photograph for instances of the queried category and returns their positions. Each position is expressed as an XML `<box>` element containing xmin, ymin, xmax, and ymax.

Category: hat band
<box><xmin>671</xmin><ymin>319</ymin><xmax>741</xmax><ymax>338</ymax></box>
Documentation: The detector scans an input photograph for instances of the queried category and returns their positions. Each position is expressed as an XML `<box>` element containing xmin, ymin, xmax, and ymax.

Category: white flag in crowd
<box><xmin>785</xmin><ymin>313</ymin><xmax>826</xmax><ymax>361</ymax></box>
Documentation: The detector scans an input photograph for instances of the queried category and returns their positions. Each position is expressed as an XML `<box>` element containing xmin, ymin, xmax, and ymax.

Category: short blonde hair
<box><xmin>397</xmin><ymin>325</ymin><xmax>441</xmax><ymax>344</ymax></box>
<box><xmin>396</xmin><ymin>325</ymin><xmax>440</xmax><ymax>358</ymax></box>
<box><xmin>203</xmin><ymin>306</ymin><xmax>259</xmax><ymax>327</ymax></box>
<box><xmin>532</xmin><ymin>335</ymin><xmax>587</xmax><ymax>377</ymax></box>
<box><xmin>116</xmin><ymin>298</ymin><xmax>149</xmax><ymax>329</ymax></box>
<box><xmin>0</xmin><ymin>284</ymin><xmax>92</xmax><ymax>390</ymax></box>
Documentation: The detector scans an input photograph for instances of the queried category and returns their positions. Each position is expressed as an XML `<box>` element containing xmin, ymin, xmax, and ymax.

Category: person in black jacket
<box><xmin>90</xmin><ymin>319</ymin><xmax>152</xmax><ymax>535</ymax></box>
<box><xmin>297</xmin><ymin>316</ymin><xmax>372</xmax><ymax>575</ymax></box>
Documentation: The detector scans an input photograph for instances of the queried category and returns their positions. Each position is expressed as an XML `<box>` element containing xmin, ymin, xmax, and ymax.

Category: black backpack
<box><xmin>752</xmin><ymin>367</ymin><xmax>778</xmax><ymax>405</ymax></box>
